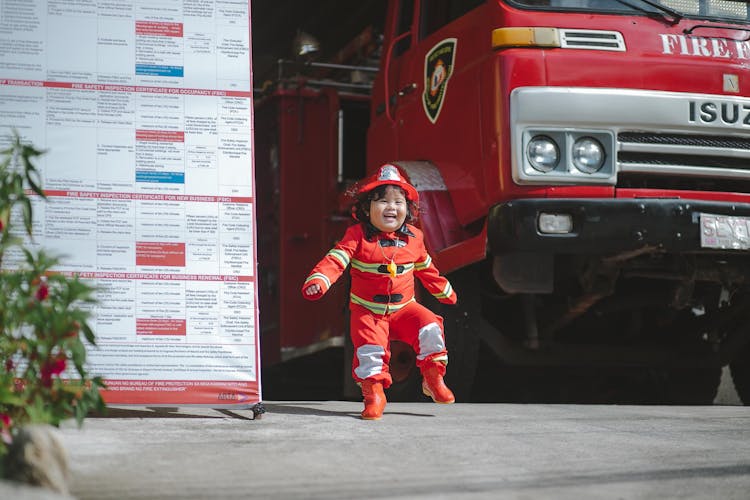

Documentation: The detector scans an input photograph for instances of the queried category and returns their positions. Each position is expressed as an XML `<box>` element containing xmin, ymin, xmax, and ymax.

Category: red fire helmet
<box><xmin>357</xmin><ymin>164</ymin><xmax>419</xmax><ymax>203</ymax></box>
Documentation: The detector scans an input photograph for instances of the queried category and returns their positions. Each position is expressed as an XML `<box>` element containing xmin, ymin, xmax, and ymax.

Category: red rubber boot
<box><xmin>422</xmin><ymin>365</ymin><xmax>455</xmax><ymax>404</ymax></box>
<box><xmin>361</xmin><ymin>380</ymin><xmax>387</xmax><ymax>420</ymax></box>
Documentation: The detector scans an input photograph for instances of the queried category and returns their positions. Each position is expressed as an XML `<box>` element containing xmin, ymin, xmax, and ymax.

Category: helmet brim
<box><xmin>357</xmin><ymin>179</ymin><xmax>419</xmax><ymax>204</ymax></box>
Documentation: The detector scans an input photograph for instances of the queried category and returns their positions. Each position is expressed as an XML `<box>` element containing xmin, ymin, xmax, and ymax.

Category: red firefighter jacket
<box><xmin>302</xmin><ymin>223</ymin><xmax>457</xmax><ymax>314</ymax></box>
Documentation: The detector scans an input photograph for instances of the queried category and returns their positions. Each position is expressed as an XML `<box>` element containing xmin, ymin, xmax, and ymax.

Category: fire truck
<box><xmin>255</xmin><ymin>0</ymin><xmax>750</xmax><ymax>404</ymax></box>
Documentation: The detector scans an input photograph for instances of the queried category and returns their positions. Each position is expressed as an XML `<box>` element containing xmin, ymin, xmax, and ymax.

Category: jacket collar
<box><xmin>363</xmin><ymin>222</ymin><xmax>415</xmax><ymax>241</ymax></box>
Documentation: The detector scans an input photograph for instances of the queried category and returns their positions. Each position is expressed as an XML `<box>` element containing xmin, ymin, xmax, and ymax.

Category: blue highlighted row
<box><xmin>136</xmin><ymin>64</ymin><xmax>184</xmax><ymax>77</ymax></box>
<box><xmin>136</xmin><ymin>171</ymin><xmax>185</xmax><ymax>184</ymax></box>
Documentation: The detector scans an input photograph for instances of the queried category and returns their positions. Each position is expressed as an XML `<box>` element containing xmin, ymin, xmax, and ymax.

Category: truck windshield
<box><xmin>507</xmin><ymin>0</ymin><xmax>750</xmax><ymax>23</ymax></box>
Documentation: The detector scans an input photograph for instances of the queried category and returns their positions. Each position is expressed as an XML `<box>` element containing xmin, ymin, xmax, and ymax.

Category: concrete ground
<box><xmin>43</xmin><ymin>400</ymin><xmax>750</xmax><ymax>500</ymax></box>
<box><xmin>1</xmin><ymin>368</ymin><xmax>745</xmax><ymax>499</ymax></box>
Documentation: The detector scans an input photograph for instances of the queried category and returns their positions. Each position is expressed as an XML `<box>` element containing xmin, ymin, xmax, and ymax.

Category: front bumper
<box><xmin>488</xmin><ymin>198</ymin><xmax>750</xmax><ymax>255</ymax></box>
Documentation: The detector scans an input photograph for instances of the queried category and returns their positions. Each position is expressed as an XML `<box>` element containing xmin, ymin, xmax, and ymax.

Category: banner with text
<box><xmin>0</xmin><ymin>0</ymin><xmax>260</xmax><ymax>406</ymax></box>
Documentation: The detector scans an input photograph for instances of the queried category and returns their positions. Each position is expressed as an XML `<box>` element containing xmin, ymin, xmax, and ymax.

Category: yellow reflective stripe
<box><xmin>328</xmin><ymin>249</ymin><xmax>350</xmax><ymax>267</ymax></box>
<box><xmin>415</xmin><ymin>255</ymin><xmax>432</xmax><ymax>271</ymax></box>
<box><xmin>350</xmin><ymin>294</ymin><xmax>387</xmax><ymax>314</ymax></box>
<box><xmin>350</xmin><ymin>293</ymin><xmax>415</xmax><ymax>315</ymax></box>
<box><xmin>351</xmin><ymin>259</ymin><xmax>382</xmax><ymax>272</ymax></box>
<box><xmin>433</xmin><ymin>282</ymin><xmax>453</xmax><ymax>299</ymax></box>
<box><xmin>305</xmin><ymin>273</ymin><xmax>331</xmax><ymax>289</ymax></box>
<box><xmin>351</xmin><ymin>259</ymin><xmax>415</xmax><ymax>275</ymax></box>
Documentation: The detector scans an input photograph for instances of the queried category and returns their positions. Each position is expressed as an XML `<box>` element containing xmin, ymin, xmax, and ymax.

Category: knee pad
<box><xmin>354</xmin><ymin>344</ymin><xmax>386</xmax><ymax>379</ymax></box>
<box><xmin>416</xmin><ymin>322</ymin><xmax>445</xmax><ymax>360</ymax></box>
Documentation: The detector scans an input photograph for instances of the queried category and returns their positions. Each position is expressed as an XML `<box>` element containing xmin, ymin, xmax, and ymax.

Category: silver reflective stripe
<box><xmin>417</xmin><ymin>322</ymin><xmax>445</xmax><ymax>360</ymax></box>
<box><xmin>304</xmin><ymin>272</ymin><xmax>331</xmax><ymax>288</ymax></box>
<box><xmin>355</xmin><ymin>344</ymin><xmax>386</xmax><ymax>379</ymax></box>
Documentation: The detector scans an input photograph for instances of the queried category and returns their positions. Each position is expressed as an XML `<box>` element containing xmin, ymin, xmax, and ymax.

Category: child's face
<box><xmin>368</xmin><ymin>185</ymin><xmax>407</xmax><ymax>233</ymax></box>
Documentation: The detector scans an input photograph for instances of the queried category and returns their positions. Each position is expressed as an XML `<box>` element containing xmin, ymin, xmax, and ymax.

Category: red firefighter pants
<box><xmin>350</xmin><ymin>302</ymin><xmax>448</xmax><ymax>388</ymax></box>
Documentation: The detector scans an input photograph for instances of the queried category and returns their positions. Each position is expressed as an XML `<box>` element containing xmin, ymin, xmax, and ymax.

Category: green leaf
<box><xmin>70</xmin><ymin>339</ymin><xmax>86</xmax><ymax>374</ymax></box>
<box><xmin>25</xmin><ymin>171</ymin><xmax>45</xmax><ymax>199</ymax></box>
<box><xmin>0</xmin><ymin>134</ymin><xmax>106</xmax><ymax>435</ymax></box>
<box><xmin>25</xmin><ymin>396</ymin><xmax>52</xmax><ymax>424</ymax></box>
<box><xmin>81</xmin><ymin>323</ymin><xmax>96</xmax><ymax>345</ymax></box>
<box><xmin>21</xmin><ymin>197</ymin><xmax>33</xmax><ymax>236</ymax></box>
<box><xmin>0</xmin><ymin>393</ymin><xmax>24</xmax><ymax>406</ymax></box>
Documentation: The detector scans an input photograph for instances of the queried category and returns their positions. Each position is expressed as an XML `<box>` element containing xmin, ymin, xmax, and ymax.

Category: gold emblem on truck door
<box><xmin>423</xmin><ymin>38</ymin><xmax>457</xmax><ymax>124</ymax></box>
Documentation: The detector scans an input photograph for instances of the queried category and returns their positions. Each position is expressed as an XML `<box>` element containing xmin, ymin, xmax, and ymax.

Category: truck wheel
<box><xmin>343</xmin><ymin>324</ymin><xmax>425</xmax><ymax>402</ymax></box>
<box><xmin>385</xmin><ymin>309</ymin><xmax>480</xmax><ymax>403</ymax></box>
<box><xmin>383</xmin><ymin>341</ymin><xmax>424</xmax><ymax>402</ymax></box>
<box><xmin>660</xmin><ymin>366</ymin><xmax>722</xmax><ymax>405</ymax></box>
<box><xmin>440</xmin><ymin>293</ymin><xmax>480</xmax><ymax>402</ymax></box>
<box><xmin>386</xmin><ymin>264</ymin><xmax>481</xmax><ymax>402</ymax></box>
<box><xmin>729</xmin><ymin>343</ymin><xmax>750</xmax><ymax>405</ymax></box>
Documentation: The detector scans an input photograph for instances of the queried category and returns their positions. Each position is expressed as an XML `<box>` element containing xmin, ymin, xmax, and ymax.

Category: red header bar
<box><xmin>0</xmin><ymin>79</ymin><xmax>251</xmax><ymax>97</ymax></box>
<box><xmin>136</xmin><ymin>21</ymin><xmax>184</xmax><ymax>37</ymax></box>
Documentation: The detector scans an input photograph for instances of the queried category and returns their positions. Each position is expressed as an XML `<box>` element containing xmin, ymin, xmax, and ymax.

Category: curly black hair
<box><xmin>353</xmin><ymin>184</ymin><xmax>417</xmax><ymax>240</ymax></box>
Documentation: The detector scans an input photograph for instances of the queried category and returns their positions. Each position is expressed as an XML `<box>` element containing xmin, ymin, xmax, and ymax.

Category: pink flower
<box><xmin>35</xmin><ymin>283</ymin><xmax>49</xmax><ymax>301</ymax></box>
<box><xmin>0</xmin><ymin>413</ymin><xmax>11</xmax><ymax>445</ymax></box>
<box><xmin>13</xmin><ymin>378</ymin><xmax>25</xmax><ymax>393</ymax></box>
<box><xmin>40</xmin><ymin>356</ymin><xmax>66</xmax><ymax>388</ymax></box>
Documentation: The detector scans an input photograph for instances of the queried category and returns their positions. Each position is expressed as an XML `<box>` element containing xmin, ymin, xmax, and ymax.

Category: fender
<box><xmin>393</xmin><ymin>161</ymin><xmax>486</xmax><ymax>274</ymax></box>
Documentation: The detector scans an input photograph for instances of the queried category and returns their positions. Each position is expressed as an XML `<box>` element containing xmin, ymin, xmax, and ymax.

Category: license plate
<box><xmin>700</xmin><ymin>213</ymin><xmax>750</xmax><ymax>249</ymax></box>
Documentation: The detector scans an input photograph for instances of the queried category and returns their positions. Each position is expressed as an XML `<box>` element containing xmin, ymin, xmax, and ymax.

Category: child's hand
<box><xmin>303</xmin><ymin>283</ymin><xmax>323</xmax><ymax>300</ymax></box>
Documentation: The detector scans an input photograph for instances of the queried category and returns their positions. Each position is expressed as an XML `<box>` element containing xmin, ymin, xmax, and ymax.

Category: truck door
<box><xmin>368</xmin><ymin>0</ymin><xmax>416</xmax><ymax>168</ymax></box>
<box><xmin>394</xmin><ymin>0</ymin><xmax>484</xmax><ymax>159</ymax></box>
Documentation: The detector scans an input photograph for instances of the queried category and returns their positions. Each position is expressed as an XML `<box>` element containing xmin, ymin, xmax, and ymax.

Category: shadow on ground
<box><xmin>260</xmin><ymin>342</ymin><xmax>743</xmax><ymax>405</ymax></box>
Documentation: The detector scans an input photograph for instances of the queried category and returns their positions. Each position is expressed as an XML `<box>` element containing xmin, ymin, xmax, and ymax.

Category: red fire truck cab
<box><xmin>257</xmin><ymin>0</ymin><xmax>750</xmax><ymax>404</ymax></box>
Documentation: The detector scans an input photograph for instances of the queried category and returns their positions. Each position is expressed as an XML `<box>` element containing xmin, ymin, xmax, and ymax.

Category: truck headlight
<box><xmin>571</xmin><ymin>137</ymin><xmax>605</xmax><ymax>174</ymax></box>
<box><xmin>527</xmin><ymin>135</ymin><xmax>559</xmax><ymax>173</ymax></box>
<box><xmin>515</xmin><ymin>126</ymin><xmax>615</xmax><ymax>185</ymax></box>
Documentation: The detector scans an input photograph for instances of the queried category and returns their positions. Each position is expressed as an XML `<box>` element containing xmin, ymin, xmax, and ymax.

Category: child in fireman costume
<box><xmin>301</xmin><ymin>164</ymin><xmax>458</xmax><ymax>420</ymax></box>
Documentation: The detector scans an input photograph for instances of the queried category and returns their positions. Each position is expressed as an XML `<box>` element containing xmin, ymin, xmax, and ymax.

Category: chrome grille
<box><xmin>560</xmin><ymin>29</ymin><xmax>626</xmax><ymax>51</ymax></box>
<box><xmin>617</xmin><ymin>131</ymin><xmax>750</xmax><ymax>192</ymax></box>
<box><xmin>619</xmin><ymin>132</ymin><xmax>750</xmax><ymax>150</ymax></box>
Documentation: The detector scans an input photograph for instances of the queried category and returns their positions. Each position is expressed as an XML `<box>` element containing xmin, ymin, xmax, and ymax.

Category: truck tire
<box><xmin>730</xmin><ymin>343</ymin><xmax>750</xmax><ymax>405</ymax></box>
<box><xmin>440</xmin><ymin>290</ymin><xmax>481</xmax><ymax>402</ymax></box>
<box><xmin>386</xmin><ymin>265</ymin><xmax>481</xmax><ymax>402</ymax></box>
<box><xmin>384</xmin><ymin>309</ymin><xmax>479</xmax><ymax>402</ymax></box>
